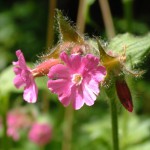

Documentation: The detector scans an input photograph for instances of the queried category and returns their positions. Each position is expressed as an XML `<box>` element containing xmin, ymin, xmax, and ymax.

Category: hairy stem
<box><xmin>110</xmin><ymin>96</ymin><xmax>119</xmax><ymax>150</ymax></box>
<box><xmin>62</xmin><ymin>106</ymin><xmax>74</xmax><ymax>150</ymax></box>
<box><xmin>106</xmin><ymin>86</ymin><xmax>120</xmax><ymax>150</ymax></box>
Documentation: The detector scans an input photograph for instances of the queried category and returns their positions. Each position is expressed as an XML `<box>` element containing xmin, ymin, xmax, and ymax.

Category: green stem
<box><xmin>2</xmin><ymin>113</ymin><xmax>9</xmax><ymax>150</ymax></box>
<box><xmin>122</xmin><ymin>0</ymin><xmax>134</xmax><ymax>32</ymax></box>
<box><xmin>1</xmin><ymin>94</ymin><xmax>9</xmax><ymax>150</ymax></box>
<box><xmin>46</xmin><ymin>0</ymin><xmax>57</xmax><ymax>48</ymax></box>
<box><xmin>110</xmin><ymin>94</ymin><xmax>119</xmax><ymax>150</ymax></box>
<box><xmin>40</xmin><ymin>145</ymin><xmax>45</xmax><ymax>150</ymax></box>
<box><xmin>62</xmin><ymin>105</ymin><xmax>74</xmax><ymax>150</ymax></box>
<box><xmin>106</xmin><ymin>86</ymin><xmax>119</xmax><ymax>150</ymax></box>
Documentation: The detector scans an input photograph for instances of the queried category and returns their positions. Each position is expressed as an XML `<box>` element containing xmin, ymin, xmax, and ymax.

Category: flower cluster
<box><xmin>0</xmin><ymin>107</ymin><xmax>52</xmax><ymax>146</ymax></box>
<box><xmin>13</xmin><ymin>46</ymin><xmax>107</xmax><ymax>109</ymax></box>
<box><xmin>7</xmin><ymin>109</ymin><xmax>33</xmax><ymax>141</ymax></box>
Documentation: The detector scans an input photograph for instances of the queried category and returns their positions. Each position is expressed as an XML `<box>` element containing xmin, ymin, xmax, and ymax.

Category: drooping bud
<box><xmin>115</xmin><ymin>79</ymin><xmax>133</xmax><ymax>112</ymax></box>
<box><xmin>97</xmin><ymin>39</ymin><xmax>134</xmax><ymax>112</ymax></box>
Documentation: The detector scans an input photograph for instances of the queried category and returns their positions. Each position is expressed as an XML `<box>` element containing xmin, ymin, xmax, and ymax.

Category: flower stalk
<box><xmin>107</xmin><ymin>87</ymin><xmax>120</xmax><ymax>150</ymax></box>
<box><xmin>62</xmin><ymin>105</ymin><xmax>74</xmax><ymax>150</ymax></box>
<box><xmin>1</xmin><ymin>95</ymin><xmax>10</xmax><ymax>150</ymax></box>
<box><xmin>110</xmin><ymin>94</ymin><xmax>119</xmax><ymax>150</ymax></box>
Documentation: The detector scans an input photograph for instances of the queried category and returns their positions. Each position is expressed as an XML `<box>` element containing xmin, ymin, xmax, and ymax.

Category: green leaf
<box><xmin>108</xmin><ymin>33</ymin><xmax>150</xmax><ymax>69</ymax></box>
<box><xmin>0</xmin><ymin>66</ymin><xmax>20</xmax><ymax>94</ymax></box>
<box><xmin>120</xmin><ymin>113</ymin><xmax>150</xmax><ymax>150</ymax></box>
<box><xmin>35</xmin><ymin>76</ymin><xmax>48</xmax><ymax>90</ymax></box>
<box><xmin>56</xmin><ymin>10</ymin><xmax>84</xmax><ymax>43</ymax></box>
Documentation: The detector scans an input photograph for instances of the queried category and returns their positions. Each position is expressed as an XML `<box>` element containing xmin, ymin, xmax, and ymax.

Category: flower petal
<box><xmin>60</xmin><ymin>52</ymin><xmax>82</xmax><ymax>73</ymax></box>
<box><xmin>48</xmin><ymin>64</ymin><xmax>70</xmax><ymax>80</ymax></box>
<box><xmin>59</xmin><ymin>94</ymin><xmax>71</xmax><ymax>107</ymax></box>
<box><xmin>69</xmin><ymin>55</ymin><xmax>82</xmax><ymax>72</ymax></box>
<box><xmin>15</xmin><ymin>50</ymin><xmax>27</xmax><ymax>70</ymax></box>
<box><xmin>23</xmin><ymin>79</ymin><xmax>38</xmax><ymax>103</ymax></box>
<box><xmin>81</xmin><ymin>54</ymin><xmax>99</xmax><ymax>73</ymax></box>
<box><xmin>85</xmin><ymin>78</ymin><xmax>100</xmax><ymax>95</ymax></box>
<box><xmin>83</xmin><ymin>83</ymin><xmax>96</xmax><ymax>106</ymax></box>
<box><xmin>48</xmin><ymin>79</ymin><xmax>71</xmax><ymax>96</ymax></box>
<box><xmin>13</xmin><ymin>67</ymin><xmax>21</xmax><ymax>75</ymax></box>
<box><xmin>14</xmin><ymin>75</ymin><xmax>25</xmax><ymax>88</ymax></box>
<box><xmin>60</xmin><ymin>52</ymin><xmax>72</xmax><ymax>68</ymax></box>
<box><xmin>91</xmin><ymin>66</ymin><xmax>107</xmax><ymax>82</ymax></box>
<box><xmin>71</xmin><ymin>85</ymin><xmax>84</xmax><ymax>110</ymax></box>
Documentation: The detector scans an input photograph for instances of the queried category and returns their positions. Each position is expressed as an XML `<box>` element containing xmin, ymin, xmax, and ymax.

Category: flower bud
<box><xmin>115</xmin><ymin>79</ymin><xmax>133</xmax><ymax>112</ymax></box>
<box><xmin>32</xmin><ymin>59</ymin><xmax>61</xmax><ymax>77</ymax></box>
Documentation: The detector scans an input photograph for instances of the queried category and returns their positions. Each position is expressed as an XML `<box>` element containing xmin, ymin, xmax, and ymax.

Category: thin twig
<box><xmin>42</xmin><ymin>0</ymin><xmax>57</xmax><ymax>113</ymax></box>
<box><xmin>98</xmin><ymin>0</ymin><xmax>115</xmax><ymax>39</ymax></box>
<box><xmin>46</xmin><ymin>0</ymin><xmax>57</xmax><ymax>48</ymax></box>
<box><xmin>76</xmin><ymin>0</ymin><xmax>88</xmax><ymax>34</ymax></box>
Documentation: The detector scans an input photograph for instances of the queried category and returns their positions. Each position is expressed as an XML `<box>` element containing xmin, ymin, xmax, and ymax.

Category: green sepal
<box><xmin>56</xmin><ymin>9</ymin><xmax>84</xmax><ymax>43</ymax></box>
<box><xmin>97</xmin><ymin>39</ymin><xmax>116</xmax><ymax>64</ymax></box>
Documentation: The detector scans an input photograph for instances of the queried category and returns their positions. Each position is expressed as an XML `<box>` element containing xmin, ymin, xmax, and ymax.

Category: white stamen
<box><xmin>72</xmin><ymin>73</ymin><xmax>83</xmax><ymax>85</ymax></box>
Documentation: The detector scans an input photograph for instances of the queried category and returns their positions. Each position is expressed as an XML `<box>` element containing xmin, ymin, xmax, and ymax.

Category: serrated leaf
<box><xmin>107</xmin><ymin>33</ymin><xmax>150</xmax><ymax>69</ymax></box>
<box><xmin>56</xmin><ymin>10</ymin><xmax>84</xmax><ymax>43</ymax></box>
<box><xmin>120</xmin><ymin>114</ymin><xmax>150</xmax><ymax>150</ymax></box>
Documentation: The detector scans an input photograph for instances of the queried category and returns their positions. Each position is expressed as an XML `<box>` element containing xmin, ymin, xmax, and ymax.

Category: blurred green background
<box><xmin>0</xmin><ymin>0</ymin><xmax>150</xmax><ymax>150</ymax></box>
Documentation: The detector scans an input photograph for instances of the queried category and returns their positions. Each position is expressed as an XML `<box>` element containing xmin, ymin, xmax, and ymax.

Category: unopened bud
<box><xmin>115</xmin><ymin>79</ymin><xmax>133</xmax><ymax>112</ymax></box>
<box><xmin>32</xmin><ymin>59</ymin><xmax>61</xmax><ymax>77</ymax></box>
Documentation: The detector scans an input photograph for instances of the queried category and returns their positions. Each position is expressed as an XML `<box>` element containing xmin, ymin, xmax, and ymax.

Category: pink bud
<box><xmin>32</xmin><ymin>59</ymin><xmax>61</xmax><ymax>77</ymax></box>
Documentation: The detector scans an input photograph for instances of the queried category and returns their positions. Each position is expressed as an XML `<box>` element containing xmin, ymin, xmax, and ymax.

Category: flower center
<box><xmin>72</xmin><ymin>74</ymin><xmax>83</xmax><ymax>85</ymax></box>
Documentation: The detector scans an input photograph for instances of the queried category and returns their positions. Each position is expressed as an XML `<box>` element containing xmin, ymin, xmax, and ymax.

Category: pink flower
<box><xmin>13</xmin><ymin>50</ymin><xmax>38</xmax><ymax>103</ymax></box>
<box><xmin>7</xmin><ymin>110</ymin><xmax>33</xmax><ymax>141</ymax></box>
<box><xmin>7</xmin><ymin>127</ymin><xmax>19</xmax><ymax>141</ymax></box>
<box><xmin>28</xmin><ymin>123</ymin><xmax>52</xmax><ymax>146</ymax></box>
<box><xmin>48</xmin><ymin>52</ymin><xmax>107</xmax><ymax>110</ymax></box>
